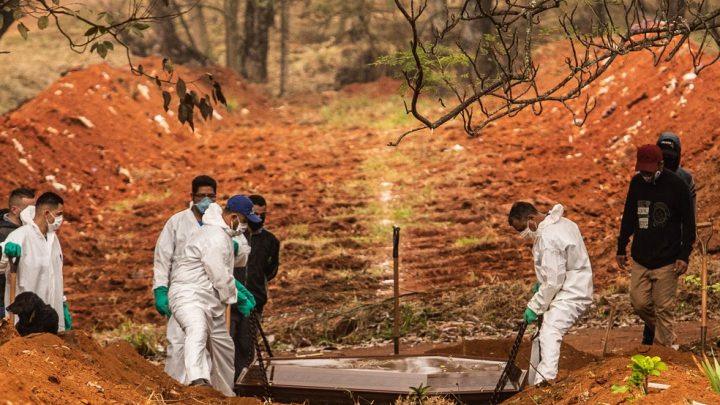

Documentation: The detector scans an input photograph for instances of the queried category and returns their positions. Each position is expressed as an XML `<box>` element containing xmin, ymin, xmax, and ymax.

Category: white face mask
<box><xmin>224</xmin><ymin>216</ymin><xmax>247</xmax><ymax>237</ymax></box>
<box><xmin>47</xmin><ymin>212</ymin><xmax>63</xmax><ymax>232</ymax></box>
<box><xmin>519</xmin><ymin>221</ymin><xmax>537</xmax><ymax>241</ymax></box>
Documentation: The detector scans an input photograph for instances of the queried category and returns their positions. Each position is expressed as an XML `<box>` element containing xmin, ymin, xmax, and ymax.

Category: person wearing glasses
<box><xmin>153</xmin><ymin>175</ymin><xmax>218</xmax><ymax>384</ymax></box>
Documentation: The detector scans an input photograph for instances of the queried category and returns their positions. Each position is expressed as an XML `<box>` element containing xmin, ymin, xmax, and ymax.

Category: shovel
<box><xmin>8</xmin><ymin>256</ymin><xmax>19</xmax><ymax>325</ymax></box>
<box><xmin>696</xmin><ymin>221</ymin><xmax>714</xmax><ymax>353</ymax></box>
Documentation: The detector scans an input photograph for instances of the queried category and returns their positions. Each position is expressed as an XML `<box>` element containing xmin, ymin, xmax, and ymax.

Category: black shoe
<box><xmin>642</xmin><ymin>324</ymin><xmax>655</xmax><ymax>345</ymax></box>
<box><xmin>190</xmin><ymin>378</ymin><xmax>210</xmax><ymax>387</ymax></box>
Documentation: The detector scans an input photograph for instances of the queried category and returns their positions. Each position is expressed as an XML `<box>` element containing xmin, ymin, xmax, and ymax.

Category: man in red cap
<box><xmin>617</xmin><ymin>144</ymin><xmax>695</xmax><ymax>347</ymax></box>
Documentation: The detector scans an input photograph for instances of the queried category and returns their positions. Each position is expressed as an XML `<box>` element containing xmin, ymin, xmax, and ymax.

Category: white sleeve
<box><xmin>527</xmin><ymin>247</ymin><xmax>567</xmax><ymax>314</ymax></box>
<box><xmin>200</xmin><ymin>232</ymin><xmax>237</xmax><ymax>305</ymax></box>
<box><xmin>153</xmin><ymin>218</ymin><xmax>175</xmax><ymax>289</ymax></box>
<box><xmin>233</xmin><ymin>234</ymin><xmax>251</xmax><ymax>268</ymax></box>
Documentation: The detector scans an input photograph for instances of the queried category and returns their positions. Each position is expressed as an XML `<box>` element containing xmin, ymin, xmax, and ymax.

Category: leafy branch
<box><xmin>385</xmin><ymin>0</ymin><xmax>720</xmax><ymax>145</ymax></box>
<box><xmin>1</xmin><ymin>0</ymin><xmax>225</xmax><ymax>130</ymax></box>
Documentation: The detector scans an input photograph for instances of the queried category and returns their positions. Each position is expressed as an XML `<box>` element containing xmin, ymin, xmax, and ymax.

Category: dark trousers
<box><xmin>230</xmin><ymin>306</ymin><xmax>262</xmax><ymax>381</ymax></box>
<box><xmin>0</xmin><ymin>273</ymin><xmax>5</xmax><ymax>317</ymax></box>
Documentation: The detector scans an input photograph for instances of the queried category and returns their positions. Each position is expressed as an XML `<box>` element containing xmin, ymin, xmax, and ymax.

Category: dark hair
<box><xmin>508</xmin><ymin>201</ymin><xmax>538</xmax><ymax>224</ymax></box>
<box><xmin>36</xmin><ymin>192</ymin><xmax>64</xmax><ymax>210</ymax></box>
<box><xmin>9</xmin><ymin>187</ymin><xmax>35</xmax><ymax>207</ymax></box>
<box><xmin>192</xmin><ymin>175</ymin><xmax>217</xmax><ymax>194</ymax></box>
<box><xmin>249</xmin><ymin>194</ymin><xmax>266</xmax><ymax>207</ymax></box>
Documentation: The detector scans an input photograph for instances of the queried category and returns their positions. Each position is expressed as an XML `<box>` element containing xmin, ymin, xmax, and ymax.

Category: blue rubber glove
<box><xmin>153</xmin><ymin>286</ymin><xmax>172</xmax><ymax>318</ymax></box>
<box><xmin>235</xmin><ymin>280</ymin><xmax>256</xmax><ymax>317</ymax></box>
<box><xmin>63</xmin><ymin>302</ymin><xmax>72</xmax><ymax>330</ymax></box>
<box><xmin>4</xmin><ymin>242</ymin><xmax>21</xmax><ymax>258</ymax></box>
<box><xmin>531</xmin><ymin>281</ymin><xmax>539</xmax><ymax>294</ymax></box>
<box><xmin>233</xmin><ymin>240</ymin><xmax>239</xmax><ymax>255</ymax></box>
<box><xmin>524</xmin><ymin>308</ymin><xmax>538</xmax><ymax>324</ymax></box>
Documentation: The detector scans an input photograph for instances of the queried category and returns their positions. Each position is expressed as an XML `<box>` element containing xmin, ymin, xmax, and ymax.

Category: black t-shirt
<box><xmin>234</xmin><ymin>228</ymin><xmax>280</xmax><ymax>310</ymax></box>
<box><xmin>617</xmin><ymin>169</ymin><xmax>695</xmax><ymax>269</ymax></box>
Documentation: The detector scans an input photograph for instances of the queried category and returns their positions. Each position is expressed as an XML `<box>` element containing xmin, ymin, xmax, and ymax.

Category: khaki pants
<box><xmin>630</xmin><ymin>261</ymin><xmax>678</xmax><ymax>346</ymax></box>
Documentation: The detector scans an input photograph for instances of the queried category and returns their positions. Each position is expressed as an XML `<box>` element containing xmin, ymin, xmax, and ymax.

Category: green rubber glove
<box><xmin>153</xmin><ymin>286</ymin><xmax>172</xmax><ymax>318</ymax></box>
<box><xmin>233</xmin><ymin>240</ymin><xmax>239</xmax><ymax>255</ymax></box>
<box><xmin>524</xmin><ymin>308</ymin><xmax>538</xmax><ymax>324</ymax></box>
<box><xmin>63</xmin><ymin>302</ymin><xmax>72</xmax><ymax>330</ymax></box>
<box><xmin>531</xmin><ymin>281</ymin><xmax>539</xmax><ymax>294</ymax></box>
<box><xmin>4</xmin><ymin>242</ymin><xmax>21</xmax><ymax>258</ymax></box>
<box><xmin>234</xmin><ymin>280</ymin><xmax>256</xmax><ymax>317</ymax></box>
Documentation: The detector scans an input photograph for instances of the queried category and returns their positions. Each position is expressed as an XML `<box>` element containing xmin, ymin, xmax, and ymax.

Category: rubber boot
<box><xmin>642</xmin><ymin>323</ymin><xmax>655</xmax><ymax>345</ymax></box>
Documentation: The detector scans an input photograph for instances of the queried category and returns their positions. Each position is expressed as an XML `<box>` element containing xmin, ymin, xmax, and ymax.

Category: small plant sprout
<box><xmin>611</xmin><ymin>354</ymin><xmax>667</xmax><ymax>399</ymax></box>
<box><xmin>693</xmin><ymin>349</ymin><xmax>720</xmax><ymax>393</ymax></box>
<box><xmin>408</xmin><ymin>383</ymin><xmax>432</xmax><ymax>404</ymax></box>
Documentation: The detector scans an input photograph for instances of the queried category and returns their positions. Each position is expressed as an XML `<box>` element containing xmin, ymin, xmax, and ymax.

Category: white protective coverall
<box><xmin>168</xmin><ymin>203</ymin><xmax>238</xmax><ymax>397</ymax></box>
<box><xmin>527</xmin><ymin>204</ymin><xmax>593</xmax><ymax>384</ymax></box>
<box><xmin>0</xmin><ymin>206</ymin><xmax>66</xmax><ymax>332</ymax></box>
<box><xmin>154</xmin><ymin>205</ymin><xmax>202</xmax><ymax>384</ymax></box>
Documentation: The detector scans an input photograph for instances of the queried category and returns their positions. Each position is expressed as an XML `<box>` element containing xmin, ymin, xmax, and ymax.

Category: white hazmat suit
<box><xmin>1</xmin><ymin>206</ymin><xmax>66</xmax><ymax>332</ymax></box>
<box><xmin>527</xmin><ymin>204</ymin><xmax>593</xmax><ymax>384</ymax></box>
<box><xmin>154</xmin><ymin>205</ymin><xmax>203</xmax><ymax>384</ymax></box>
<box><xmin>169</xmin><ymin>203</ymin><xmax>238</xmax><ymax>396</ymax></box>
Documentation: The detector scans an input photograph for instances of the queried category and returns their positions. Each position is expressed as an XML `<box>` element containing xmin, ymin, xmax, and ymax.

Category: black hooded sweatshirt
<box><xmin>617</xmin><ymin>169</ymin><xmax>696</xmax><ymax>269</ymax></box>
<box><xmin>233</xmin><ymin>228</ymin><xmax>280</xmax><ymax>312</ymax></box>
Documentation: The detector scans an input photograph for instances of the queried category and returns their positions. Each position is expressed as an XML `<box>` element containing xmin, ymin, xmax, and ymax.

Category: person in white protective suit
<box><xmin>168</xmin><ymin>195</ymin><xmax>259</xmax><ymax>396</ymax></box>
<box><xmin>154</xmin><ymin>175</ymin><xmax>219</xmax><ymax>383</ymax></box>
<box><xmin>508</xmin><ymin>202</ymin><xmax>593</xmax><ymax>385</ymax></box>
<box><xmin>1</xmin><ymin>192</ymin><xmax>71</xmax><ymax>332</ymax></box>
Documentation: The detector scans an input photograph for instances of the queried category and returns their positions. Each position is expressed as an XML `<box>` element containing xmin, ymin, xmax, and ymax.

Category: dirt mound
<box><xmin>0</xmin><ymin>323</ymin><xmax>260</xmax><ymax>404</ymax></box>
<box><xmin>504</xmin><ymin>345</ymin><xmax>720</xmax><ymax>404</ymax></box>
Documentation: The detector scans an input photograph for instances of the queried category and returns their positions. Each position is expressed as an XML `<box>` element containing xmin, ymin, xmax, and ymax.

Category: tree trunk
<box><xmin>0</xmin><ymin>10</ymin><xmax>13</xmax><ymax>39</ymax></box>
<box><xmin>667</xmin><ymin>0</ymin><xmax>686</xmax><ymax>20</ymax></box>
<box><xmin>427</xmin><ymin>0</ymin><xmax>448</xmax><ymax>37</ymax></box>
<box><xmin>224</xmin><ymin>0</ymin><xmax>241</xmax><ymax>71</ymax></box>
<box><xmin>279</xmin><ymin>0</ymin><xmax>289</xmax><ymax>95</ymax></box>
<box><xmin>461</xmin><ymin>0</ymin><xmax>496</xmax><ymax>76</ymax></box>
<box><xmin>190</xmin><ymin>3</ymin><xmax>211</xmax><ymax>56</ymax></box>
<box><xmin>242</xmin><ymin>0</ymin><xmax>275</xmax><ymax>83</ymax></box>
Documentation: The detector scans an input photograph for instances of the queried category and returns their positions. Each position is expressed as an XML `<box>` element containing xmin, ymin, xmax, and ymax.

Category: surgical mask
<box><xmin>47</xmin><ymin>212</ymin><xmax>63</xmax><ymax>232</ymax></box>
<box><xmin>639</xmin><ymin>170</ymin><xmax>661</xmax><ymax>183</ymax></box>
<box><xmin>194</xmin><ymin>197</ymin><xmax>212</xmax><ymax>214</ymax></box>
<box><xmin>225</xmin><ymin>216</ymin><xmax>247</xmax><ymax>237</ymax></box>
<box><xmin>519</xmin><ymin>221</ymin><xmax>537</xmax><ymax>240</ymax></box>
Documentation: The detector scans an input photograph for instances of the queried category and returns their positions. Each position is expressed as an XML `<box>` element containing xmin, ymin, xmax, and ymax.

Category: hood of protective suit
<box><xmin>657</xmin><ymin>132</ymin><xmax>682</xmax><ymax>171</ymax></box>
<box><xmin>20</xmin><ymin>205</ymin><xmax>36</xmax><ymax>226</ymax></box>
<box><xmin>201</xmin><ymin>203</ymin><xmax>229</xmax><ymax>228</ymax></box>
<box><xmin>538</xmin><ymin>204</ymin><xmax>564</xmax><ymax>232</ymax></box>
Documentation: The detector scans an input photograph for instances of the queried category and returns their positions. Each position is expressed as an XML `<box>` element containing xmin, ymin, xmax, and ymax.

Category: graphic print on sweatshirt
<box><xmin>652</xmin><ymin>202</ymin><xmax>671</xmax><ymax>228</ymax></box>
<box><xmin>638</xmin><ymin>200</ymin><xmax>651</xmax><ymax>229</ymax></box>
<box><xmin>637</xmin><ymin>200</ymin><xmax>671</xmax><ymax>230</ymax></box>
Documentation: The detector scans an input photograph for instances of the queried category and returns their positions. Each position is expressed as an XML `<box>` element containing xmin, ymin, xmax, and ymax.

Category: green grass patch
<box><xmin>109</xmin><ymin>191</ymin><xmax>172</xmax><ymax>212</ymax></box>
<box><xmin>393</xmin><ymin>207</ymin><xmax>414</xmax><ymax>222</ymax></box>
<box><xmin>285</xmin><ymin>223</ymin><xmax>311</xmax><ymax>238</ymax></box>
<box><xmin>455</xmin><ymin>235</ymin><xmax>493</xmax><ymax>247</ymax></box>
<box><xmin>319</xmin><ymin>95</ymin><xmax>424</xmax><ymax>130</ymax></box>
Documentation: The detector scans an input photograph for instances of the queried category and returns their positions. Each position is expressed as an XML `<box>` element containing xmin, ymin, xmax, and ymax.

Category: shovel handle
<box><xmin>696</xmin><ymin>221</ymin><xmax>714</xmax><ymax>255</ymax></box>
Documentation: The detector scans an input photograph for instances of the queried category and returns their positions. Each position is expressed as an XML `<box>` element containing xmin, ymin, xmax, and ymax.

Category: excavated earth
<box><xmin>1</xmin><ymin>39</ymin><xmax>720</xmax><ymax>403</ymax></box>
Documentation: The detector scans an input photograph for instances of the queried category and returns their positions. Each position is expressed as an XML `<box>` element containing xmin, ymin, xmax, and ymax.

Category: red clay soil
<box><xmin>1</xmin><ymin>39</ymin><xmax>720</xmax><ymax>404</ymax></box>
<box><xmin>0</xmin><ymin>321</ymin><xmax>260</xmax><ymax>404</ymax></box>
<box><xmin>503</xmin><ymin>344</ymin><xmax>720</xmax><ymax>405</ymax></box>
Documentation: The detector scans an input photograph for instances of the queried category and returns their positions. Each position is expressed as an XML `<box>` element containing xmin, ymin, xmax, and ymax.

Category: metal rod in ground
<box><xmin>697</xmin><ymin>221</ymin><xmax>713</xmax><ymax>353</ymax></box>
<box><xmin>393</xmin><ymin>225</ymin><xmax>401</xmax><ymax>355</ymax></box>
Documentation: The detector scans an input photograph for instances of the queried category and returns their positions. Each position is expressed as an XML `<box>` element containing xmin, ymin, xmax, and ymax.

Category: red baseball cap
<box><xmin>635</xmin><ymin>144</ymin><xmax>663</xmax><ymax>172</ymax></box>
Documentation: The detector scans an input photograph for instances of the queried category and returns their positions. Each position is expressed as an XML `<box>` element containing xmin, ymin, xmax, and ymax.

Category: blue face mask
<box><xmin>195</xmin><ymin>197</ymin><xmax>212</xmax><ymax>214</ymax></box>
